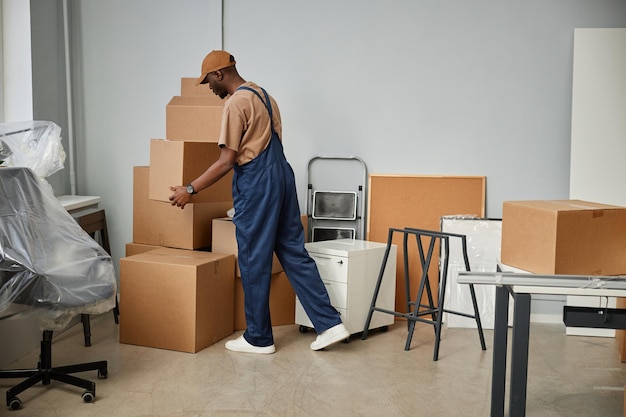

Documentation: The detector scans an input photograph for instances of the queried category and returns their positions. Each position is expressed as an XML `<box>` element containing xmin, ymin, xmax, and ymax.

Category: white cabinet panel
<box><xmin>296</xmin><ymin>239</ymin><xmax>397</xmax><ymax>335</ymax></box>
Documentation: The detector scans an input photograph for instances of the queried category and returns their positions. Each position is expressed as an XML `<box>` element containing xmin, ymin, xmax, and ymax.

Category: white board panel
<box><xmin>570</xmin><ymin>28</ymin><xmax>626</xmax><ymax>206</ymax></box>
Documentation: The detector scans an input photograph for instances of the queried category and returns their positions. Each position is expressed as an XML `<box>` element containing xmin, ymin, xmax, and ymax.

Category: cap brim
<box><xmin>195</xmin><ymin>73</ymin><xmax>208</xmax><ymax>86</ymax></box>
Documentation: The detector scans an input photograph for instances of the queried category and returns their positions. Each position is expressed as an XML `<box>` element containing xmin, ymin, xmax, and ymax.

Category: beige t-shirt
<box><xmin>218</xmin><ymin>82</ymin><xmax>282</xmax><ymax>166</ymax></box>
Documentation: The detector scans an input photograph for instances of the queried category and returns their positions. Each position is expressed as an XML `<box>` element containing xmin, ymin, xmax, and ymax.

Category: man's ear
<box><xmin>214</xmin><ymin>70</ymin><xmax>224</xmax><ymax>80</ymax></box>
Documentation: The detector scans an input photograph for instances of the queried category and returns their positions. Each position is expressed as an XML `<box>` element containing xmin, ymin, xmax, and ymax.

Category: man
<box><xmin>169</xmin><ymin>50</ymin><xmax>349</xmax><ymax>354</ymax></box>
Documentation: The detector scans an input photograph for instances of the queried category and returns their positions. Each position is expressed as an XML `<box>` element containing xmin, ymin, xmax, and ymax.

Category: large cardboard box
<box><xmin>148</xmin><ymin>140</ymin><xmax>232</xmax><ymax>203</ymax></box>
<box><xmin>166</xmin><ymin>96</ymin><xmax>223</xmax><ymax>142</ymax></box>
<box><xmin>180</xmin><ymin>78</ymin><xmax>228</xmax><ymax>100</ymax></box>
<box><xmin>501</xmin><ymin>200</ymin><xmax>626</xmax><ymax>275</ymax></box>
<box><xmin>125</xmin><ymin>242</ymin><xmax>161</xmax><ymax>257</ymax></box>
<box><xmin>135</xmin><ymin>166</ymin><xmax>231</xmax><ymax>249</ymax></box>
<box><xmin>119</xmin><ymin>247</ymin><xmax>235</xmax><ymax>353</ymax></box>
<box><xmin>234</xmin><ymin>271</ymin><xmax>295</xmax><ymax>331</ymax></box>
<box><xmin>618</xmin><ymin>297</ymin><xmax>626</xmax><ymax>362</ymax></box>
<box><xmin>211</xmin><ymin>217</ymin><xmax>283</xmax><ymax>276</ymax></box>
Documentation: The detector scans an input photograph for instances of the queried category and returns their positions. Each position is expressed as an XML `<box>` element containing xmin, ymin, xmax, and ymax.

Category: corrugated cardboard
<box><xmin>367</xmin><ymin>175</ymin><xmax>486</xmax><ymax>313</ymax></box>
<box><xmin>148</xmin><ymin>140</ymin><xmax>232</xmax><ymax>203</ymax></box>
<box><xmin>617</xmin><ymin>297</ymin><xmax>626</xmax><ymax>362</ymax></box>
<box><xmin>234</xmin><ymin>271</ymin><xmax>295</xmax><ymax>331</ymax></box>
<box><xmin>125</xmin><ymin>242</ymin><xmax>161</xmax><ymax>257</ymax></box>
<box><xmin>211</xmin><ymin>217</ymin><xmax>283</xmax><ymax>276</ymax></box>
<box><xmin>166</xmin><ymin>96</ymin><xmax>223</xmax><ymax>142</ymax></box>
<box><xmin>119</xmin><ymin>247</ymin><xmax>235</xmax><ymax>353</ymax></box>
<box><xmin>501</xmin><ymin>200</ymin><xmax>626</xmax><ymax>275</ymax></box>
<box><xmin>135</xmin><ymin>166</ymin><xmax>231</xmax><ymax>249</ymax></box>
<box><xmin>180</xmin><ymin>78</ymin><xmax>228</xmax><ymax>101</ymax></box>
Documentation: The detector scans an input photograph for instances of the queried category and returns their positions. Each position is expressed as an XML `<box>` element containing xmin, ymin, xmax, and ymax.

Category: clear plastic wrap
<box><xmin>0</xmin><ymin>121</ymin><xmax>66</xmax><ymax>178</ymax></box>
<box><xmin>440</xmin><ymin>215</ymin><xmax>504</xmax><ymax>329</ymax></box>
<box><xmin>0</xmin><ymin>167</ymin><xmax>117</xmax><ymax>331</ymax></box>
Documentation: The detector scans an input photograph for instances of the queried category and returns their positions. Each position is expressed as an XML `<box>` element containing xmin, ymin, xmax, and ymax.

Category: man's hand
<box><xmin>168</xmin><ymin>185</ymin><xmax>192</xmax><ymax>209</ymax></box>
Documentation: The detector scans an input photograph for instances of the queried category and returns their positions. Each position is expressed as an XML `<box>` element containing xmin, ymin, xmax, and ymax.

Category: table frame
<box><xmin>458</xmin><ymin>270</ymin><xmax>626</xmax><ymax>417</ymax></box>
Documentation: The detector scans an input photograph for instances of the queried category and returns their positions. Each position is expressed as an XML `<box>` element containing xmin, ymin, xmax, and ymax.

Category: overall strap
<box><xmin>236</xmin><ymin>86</ymin><xmax>276</xmax><ymax>133</ymax></box>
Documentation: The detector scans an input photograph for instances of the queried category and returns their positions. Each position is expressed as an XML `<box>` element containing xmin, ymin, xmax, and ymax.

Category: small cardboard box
<box><xmin>119</xmin><ymin>247</ymin><xmax>235</xmax><ymax>353</ymax></box>
<box><xmin>135</xmin><ymin>166</ymin><xmax>231</xmax><ymax>249</ymax></box>
<box><xmin>211</xmin><ymin>217</ymin><xmax>283</xmax><ymax>276</ymax></box>
<box><xmin>234</xmin><ymin>271</ymin><xmax>295</xmax><ymax>331</ymax></box>
<box><xmin>180</xmin><ymin>78</ymin><xmax>228</xmax><ymax>100</ymax></box>
<box><xmin>501</xmin><ymin>200</ymin><xmax>626</xmax><ymax>275</ymax></box>
<box><xmin>166</xmin><ymin>96</ymin><xmax>223</xmax><ymax>142</ymax></box>
<box><xmin>148</xmin><ymin>140</ymin><xmax>232</xmax><ymax>203</ymax></box>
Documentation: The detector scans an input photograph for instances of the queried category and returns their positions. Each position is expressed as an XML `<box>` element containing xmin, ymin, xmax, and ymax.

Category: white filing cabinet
<box><xmin>296</xmin><ymin>239</ymin><xmax>397</xmax><ymax>336</ymax></box>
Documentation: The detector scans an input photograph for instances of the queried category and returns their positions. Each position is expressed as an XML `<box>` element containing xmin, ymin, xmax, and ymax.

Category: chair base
<box><xmin>81</xmin><ymin>296</ymin><xmax>119</xmax><ymax>347</ymax></box>
<box><xmin>0</xmin><ymin>331</ymin><xmax>107</xmax><ymax>410</ymax></box>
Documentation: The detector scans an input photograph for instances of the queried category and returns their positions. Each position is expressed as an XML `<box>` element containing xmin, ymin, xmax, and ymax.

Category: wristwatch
<box><xmin>186</xmin><ymin>184</ymin><xmax>197</xmax><ymax>195</ymax></box>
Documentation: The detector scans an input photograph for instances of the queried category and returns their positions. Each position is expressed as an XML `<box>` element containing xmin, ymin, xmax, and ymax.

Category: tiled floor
<box><xmin>1</xmin><ymin>314</ymin><xmax>625</xmax><ymax>417</ymax></box>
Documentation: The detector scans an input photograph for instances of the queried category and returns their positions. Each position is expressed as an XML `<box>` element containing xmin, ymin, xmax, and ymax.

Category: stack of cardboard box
<box><xmin>119</xmin><ymin>78</ymin><xmax>295</xmax><ymax>353</ymax></box>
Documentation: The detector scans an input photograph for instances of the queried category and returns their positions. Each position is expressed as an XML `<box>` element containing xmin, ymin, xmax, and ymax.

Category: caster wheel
<box><xmin>98</xmin><ymin>368</ymin><xmax>108</xmax><ymax>379</ymax></box>
<box><xmin>81</xmin><ymin>390</ymin><xmax>95</xmax><ymax>403</ymax></box>
<box><xmin>342</xmin><ymin>335</ymin><xmax>351</xmax><ymax>343</ymax></box>
<box><xmin>380</xmin><ymin>326</ymin><xmax>389</xmax><ymax>333</ymax></box>
<box><xmin>298</xmin><ymin>325</ymin><xmax>309</xmax><ymax>334</ymax></box>
<box><xmin>8</xmin><ymin>397</ymin><xmax>22</xmax><ymax>411</ymax></box>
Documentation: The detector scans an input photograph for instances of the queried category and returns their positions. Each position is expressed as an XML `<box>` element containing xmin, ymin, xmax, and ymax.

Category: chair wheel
<box><xmin>380</xmin><ymin>325</ymin><xmax>389</xmax><ymax>332</ymax></box>
<box><xmin>8</xmin><ymin>397</ymin><xmax>22</xmax><ymax>410</ymax></box>
<box><xmin>81</xmin><ymin>390</ymin><xmax>95</xmax><ymax>403</ymax></box>
<box><xmin>98</xmin><ymin>368</ymin><xmax>108</xmax><ymax>379</ymax></box>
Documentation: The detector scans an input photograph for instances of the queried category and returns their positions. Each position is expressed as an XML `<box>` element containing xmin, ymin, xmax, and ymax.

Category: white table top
<box><xmin>457</xmin><ymin>270</ymin><xmax>626</xmax><ymax>297</ymax></box>
<box><xmin>56</xmin><ymin>195</ymin><xmax>101</xmax><ymax>211</ymax></box>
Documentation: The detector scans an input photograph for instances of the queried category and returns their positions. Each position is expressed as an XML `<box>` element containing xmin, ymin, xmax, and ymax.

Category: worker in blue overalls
<box><xmin>169</xmin><ymin>50</ymin><xmax>349</xmax><ymax>354</ymax></box>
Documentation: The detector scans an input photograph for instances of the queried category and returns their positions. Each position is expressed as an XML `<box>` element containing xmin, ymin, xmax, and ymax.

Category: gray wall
<box><xmin>44</xmin><ymin>1</ymin><xmax>626</xmax><ymax>276</ymax></box>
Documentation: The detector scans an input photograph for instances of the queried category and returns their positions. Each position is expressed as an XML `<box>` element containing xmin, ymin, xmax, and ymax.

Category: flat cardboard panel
<box><xmin>501</xmin><ymin>200</ymin><xmax>626</xmax><ymax>275</ymax></box>
<box><xmin>119</xmin><ymin>248</ymin><xmax>235</xmax><ymax>353</ymax></box>
<box><xmin>135</xmin><ymin>166</ymin><xmax>231</xmax><ymax>249</ymax></box>
<box><xmin>166</xmin><ymin>96</ymin><xmax>223</xmax><ymax>142</ymax></box>
<box><xmin>234</xmin><ymin>271</ymin><xmax>295</xmax><ymax>330</ymax></box>
<box><xmin>367</xmin><ymin>175</ymin><xmax>486</xmax><ymax>313</ymax></box>
<box><xmin>148</xmin><ymin>140</ymin><xmax>233</xmax><ymax>203</ymax></box>
<box><xmin>211</xmin><ymin>217</ymin><xmax>283</xmax><ymax>276</ymax></box>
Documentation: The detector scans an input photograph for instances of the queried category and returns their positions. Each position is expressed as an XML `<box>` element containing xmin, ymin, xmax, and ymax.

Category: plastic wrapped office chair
<box><xmin>0</xmin><ymin>167</ymin><xmax>117</xmax><ymax>410</ymax></box>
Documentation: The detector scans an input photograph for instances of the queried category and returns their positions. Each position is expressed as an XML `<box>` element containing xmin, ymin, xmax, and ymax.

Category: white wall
<box><xmin>1</xmin><ymin>0</ymin><xmax>32</xmax><ymax>121</ymax></box>
<box><xmin>0</xmin><ymin>0</ymin><xmax>41</xmax><ymax>369</ymax></box>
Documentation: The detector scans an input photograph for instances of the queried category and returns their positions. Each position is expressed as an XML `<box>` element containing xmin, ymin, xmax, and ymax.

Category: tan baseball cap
<box><xmin>196</xmin><ymin>50</ymin><xmax>236</xmax><ymax>85</ymax></box>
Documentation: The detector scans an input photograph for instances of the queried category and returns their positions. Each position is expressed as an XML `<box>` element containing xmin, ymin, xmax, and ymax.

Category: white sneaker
<box><xmin>225</xmin><ymin>335</ymin><xmax>275</xmax><ymax>354</ymax></box>
<box><xmin>310</xmin><ymin>323</ymin><xmax>350</xmax><ymax>351</ymax></box>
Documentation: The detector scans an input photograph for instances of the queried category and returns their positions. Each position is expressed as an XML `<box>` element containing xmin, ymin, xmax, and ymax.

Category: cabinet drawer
<box><xmin>310</xmin><ymin>254</ymin><xmax>348</xmax><ymax>283</ymax></box>
<box><xmin>323</xmin><ymin>280</ymin><xmax>347</xmax><ymax>309</ymax></box>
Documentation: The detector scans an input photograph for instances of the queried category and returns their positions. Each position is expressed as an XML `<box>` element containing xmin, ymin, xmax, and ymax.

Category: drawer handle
<box><xmin>337</xmin><ymin>260</ymin><xmax>343</xmax><ymax>265</ymax></box>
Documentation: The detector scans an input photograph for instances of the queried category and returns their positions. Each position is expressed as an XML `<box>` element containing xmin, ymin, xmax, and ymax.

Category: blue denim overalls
<box><xmin>232</xmin><ymin>86</ymin><xmax>342</xmax><ymax>347</ymax></box>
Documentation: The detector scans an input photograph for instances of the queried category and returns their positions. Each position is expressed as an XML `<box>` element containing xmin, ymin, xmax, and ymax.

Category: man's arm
<box><xmin>168</xmin><ymin>146</ymin><xmax>237</xmax><ymax>209</ymax></box>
